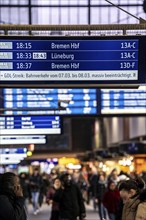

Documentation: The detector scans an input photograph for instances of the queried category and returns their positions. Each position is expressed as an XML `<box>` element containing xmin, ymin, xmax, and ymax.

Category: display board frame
<box><xmin>0</xmin><ymin>35</ymin><xmax>146</xmax><ymax>87</ymax></box>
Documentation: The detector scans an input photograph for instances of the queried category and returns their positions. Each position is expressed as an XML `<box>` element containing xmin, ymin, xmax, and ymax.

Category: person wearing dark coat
<box><xmin>115</xmin><ymin>198</ymin><xmax>124</xmax><ymax>220</ymax></box>
<box><xmin>87</xmin><ymin>169</ymin><xmax>98</xmax><ymax>208</ymax></box>
<box><xmin>19</xmin><ymin>173</ymin><xmax>29</xmax><ymax>212</ymax></box>
<box><xmin>29</xmin><ymin>168</ymin><xmax>43</xmax><ymax>215</ymax></box>
<box><xmin>0</xmin><ymin>172</ymin><xmax>27</xmax><ymax>220</ymax></box>
<box><xmin>53</xmin><ymin>173</ymin><xmax>86</xmax><ymax>220</ymax></box>
<box><xmin>94</xmin><ymin>174</ymin><xmax>107</xmax><ymax>220</ymax></box>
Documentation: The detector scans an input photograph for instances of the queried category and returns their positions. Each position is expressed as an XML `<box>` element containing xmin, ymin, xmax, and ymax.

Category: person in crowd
<box><xmin>140</xmin><ymin>171</ymin><xmax>146</xmax><ymax>184</ymax></box>
<box><xmin>46</xmin><ymin>177</ymin><xmax>61</xmax><ymax>220</ymax></box>
<box><xmin>118</xmin><ymin>171</ymin><xmax>130</xmax><ymax>182</ymax></box>
<box><xmin>118</xmin><ymin>177</ymin><xmax>145</xmax><ymax>220</ymax></box>
<box><xmin>0</xmin><ymin>172</ymin><xmax>27</xmax><ymax>220</ymax></box>
<box><xmin>103</xmin><ymin>181</ymin><xmax>120</xmax><ymax>220</ymax></box>
<box><xmin>87</xmin><ymin>168</ymin><xmax>98</xmax><ymax>209</ymax></box>
<box><xmin>19</xmin><ymin>172</ymin><xmax>30</xmax><ymax>213</ymax></box>
<box><xmin>29</xmin><ymin>168</ymin><xmax>43</xmax><ymax>215</ymax></box>
<box><xmin>115</xmin><ymin>198</ymin><xmax>124</xmax><ymax>220</ymax></box>
<box><xmin>135</xmin><ymin>189</ymin><xmax>146</xmax><ymax>220</ymax></box>
<box><xmin>72</xmin><ymin>170</ymin><xmax>88</xmax><ymax>203</ymax></box>
<box><xmin>108</xmin><ymin>169</ymin><xmax>120</xmax><ymax>186</ymax></box>
<box><xmin>129</xmin><ymin>171</ymin><xmax>139</xmax><ymax>180</ymax></box>
<box><xmin>94</xmin><ymin>174</ymin><xmax>107</xmax><ymax>220</ymax></box>
<box><xmin>53</xmin><ymin>172</ymin><xmax>86</xmax><ymax>220</ymax></box>
<box><xmin>39</xmin><ymin>172</ymin><xmax>49</xmax><ymax>208</ymax></box>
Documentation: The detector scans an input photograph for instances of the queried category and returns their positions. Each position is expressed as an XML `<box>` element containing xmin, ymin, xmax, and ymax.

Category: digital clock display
<box><xmin>0</xmin><ymin>36</ymin><xmax>146</xmax><ymax>85</ymax></box>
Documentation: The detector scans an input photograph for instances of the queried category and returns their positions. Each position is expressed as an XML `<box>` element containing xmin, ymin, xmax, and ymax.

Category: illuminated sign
<box><xmin>3</xmin><ymin>88</ymin><xmax>97</xmax><ymax>115</ymax></box>
<box><xmin>101</xmin><ymin>89</ymin><xmax>146</xmax><ymax>114</ymax></box>
<box><xmin>0</xmin><ymin>88</ymin><xmax>146</xmax><ymax>116</ymax></box>
<box><xmin>0</xmin><ymin>135</ymin><xmax>46</xmax><ymax>145</ymax></box>
<box><xmin>0</xmin><ymin>115</ymin><xmax>61</xmax><ymax>134</ymax></box>
<box><xmin>0</xmin><ymin>36</ymin><xmax>145</xmax><ymax>85</ymax></box>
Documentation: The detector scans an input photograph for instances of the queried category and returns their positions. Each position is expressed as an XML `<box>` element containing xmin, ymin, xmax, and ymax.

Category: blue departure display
<box><xmin>101</xmin><ymin>89</ymin><xmax>146</xmax><ymax>114</ymax></box>
<box><xmin>0</xmin><ymin>36</ymin><xmax>145</xmax><ymax>85</ymax></box>
<box><xmin>0</xmin><ymin>115</ymin><xmax>61</xmax><ymax>134</ymax></box>
<box><xmin>1</xmin><ymin>88</ymin><xmax>146</xmax><ymax>116</ymax></box>
<box><xmin>3</xmin><ymin>88</ymin><xmax>97</xmax><ymax>115</ymax></box>
<box><xmin>0</xmin><ymin>148</ymin><xmax>27</xmax><ymax>154</ymax></box>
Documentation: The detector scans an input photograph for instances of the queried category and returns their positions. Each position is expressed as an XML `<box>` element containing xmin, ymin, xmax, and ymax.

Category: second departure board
<box><xmin>101</xmin><ymin>89</ymin><xmax>146</xmax><ymax>114</ymax></box>
<box><xmin>1</xmin><ymin>88</ymin><xmax>146</xmax><ymax>116</ymax></box>
<box><xmin>3</xmin><ymin>88</ymin><xmax>97</xmax><ymax>115</ymax></box>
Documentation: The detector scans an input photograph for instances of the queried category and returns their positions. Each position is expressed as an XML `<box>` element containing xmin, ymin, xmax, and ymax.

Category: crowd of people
<box><xmin>0</xmin><ymin>167</ymin><xmax>146</xmax><ymax>220</ymax></box>
<box><xmin>86</xmin><ymin>169</ymin><xmax>146</xmax><ymax>220</ymax></box>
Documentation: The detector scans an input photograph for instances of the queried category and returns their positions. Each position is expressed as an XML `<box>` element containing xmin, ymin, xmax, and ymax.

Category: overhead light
<box><xmin>53</xmin><ymin>158</ymin><xmax>58</xmax><ymax>162</ymax></box>
<box><xmin>31</xmin><ymin>161</ymin><xmax>40</xmax><ymax>166</ymax></box>
<box><xmin>66</xmin><ymin>163</ymin><xmax>81</xmax><ymax>170</ymax></box>
<box><xmin>49</xmin><ymin>163</ymin><xmax>55</xmax><ymax>169</ymax></box>
<box><xmin>27</xmin><ymin>151</ymin><xmax>33</xmax><ymax>157</ymax></box>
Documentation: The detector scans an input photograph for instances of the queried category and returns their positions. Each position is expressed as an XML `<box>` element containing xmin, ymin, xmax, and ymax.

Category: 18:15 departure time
<box><xmin>16</xmin><ymin>42</ymin><xmax>32</xmax><ymax>49</ymax></box>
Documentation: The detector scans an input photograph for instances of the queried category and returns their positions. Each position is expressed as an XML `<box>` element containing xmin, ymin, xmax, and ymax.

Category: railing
<box><xmin>0</xmin><ymin>23</ymin><xmax>146</xmax><ymax>36</ymax></box>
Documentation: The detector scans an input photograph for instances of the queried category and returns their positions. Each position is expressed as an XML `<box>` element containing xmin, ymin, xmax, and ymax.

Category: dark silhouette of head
<box><xmin>0</xmin><ymin>172</ymin><xmax>19</xmax><ymax>194</ymax></box>
<box><xmin>60</xmin><ymin>173</ymin><xmax>72</xmax><ymax>187</ymax></box>
<box><xmin>119</xmin><ymin>177</ymin><xmax>145</xmax><ymax>193</ymax></box>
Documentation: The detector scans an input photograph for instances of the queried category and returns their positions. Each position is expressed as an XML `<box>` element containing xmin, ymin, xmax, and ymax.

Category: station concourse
<box><xmin>0</xmin><ymin>1</ymin><xmax>146</xmax><ymax>220</ymax></box>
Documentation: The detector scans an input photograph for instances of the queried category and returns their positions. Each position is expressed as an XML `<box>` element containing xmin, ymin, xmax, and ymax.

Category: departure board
<box><xmin>0</xmin><ymin>36</ymin><xmax>145</xmax><ymax>85</ymax></box>
<box><xmin>101</xmin><ymin>89</ymin><xmax>146</xmax><ymax>114</ymax></box>
<box><xmin>3</xmin><ymin>88</ymin><xmax>97</xmax><ymax>115</ymax></box>
<box><xmin>0</xmin><ymin>115</ymin><xmax>61</xmax><ymax>134</ymax></box>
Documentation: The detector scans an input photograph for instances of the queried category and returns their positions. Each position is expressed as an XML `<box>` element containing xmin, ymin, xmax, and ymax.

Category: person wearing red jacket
<box><xmin>103</xmin><ymin>181</ymin><xmax>120</xmax><ymax>220</ymax></box>
<box><xmin>46</xmin><ymin>177</ymin><xmax>61</xmax><ymax>220</ymax></box>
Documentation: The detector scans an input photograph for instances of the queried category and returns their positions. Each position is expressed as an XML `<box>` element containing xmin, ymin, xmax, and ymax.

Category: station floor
<box><xmin>28</xmin><ymin>203</ymin><xmax>101</xmax><ymax>220</ymax></box>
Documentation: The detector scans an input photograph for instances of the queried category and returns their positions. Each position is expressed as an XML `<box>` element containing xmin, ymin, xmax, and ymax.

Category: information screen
<box><xmin>0</xmin><ymin>135</ymin><xmax>46</xmax><ymax>145</ymax></box>
<box><xmin>0</xmin><ymin>148</ymin><xmax>27</xmax><ymax>154</ymax></box>
<box><xmin>3</xmin><ymin>88</ymin><xmax>97</xmax><ymax>115</ymax></box>
<box><xmin>1</xmin><ymin>88</ymin><xmax>146</xmax><ymax>116</ymax></box>
<box><xmin>0</xmin><ymin>36</ymin><xmax>145</xmax><ymax>85</ymax></box>
<box><xmin>0</xmin><ymin>148</ymin><xmax>27</xmax><ymax>165</ymax></box>
<box><xmin>101</xmin><ymin>89</ymin><xmax>146</xmax><ymax>114</ymax></box>
<box><xmin>0</xmin><ymin>115</ymin><xmax>61</xmax><ymax>134</ymax></box>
